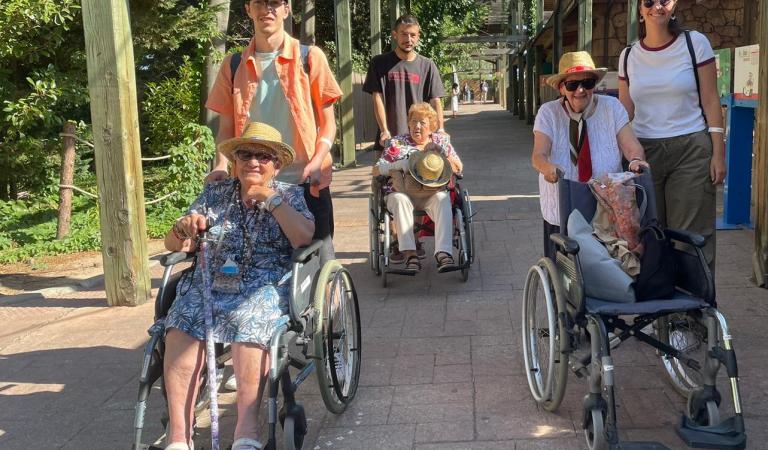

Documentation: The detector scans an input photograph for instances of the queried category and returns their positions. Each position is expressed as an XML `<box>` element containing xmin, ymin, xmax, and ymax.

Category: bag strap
<box><xmin>623</xmin><ymin>44</ymin><xmax>633</xmax><ymax>86</ymax></box>
<box><xmin>635</xmin><ymin>184</ymin><xmax>648</xmax><ymax>220</ymax></box>
<box><xmin>229</xmin><ymin>44</ymin><xmax>312</xmax><ymax>92</ymax></box>
<box><xmin>683</xmin><ymin>30</ymin><xmax>705</xmax><ymax>118</ymax></box>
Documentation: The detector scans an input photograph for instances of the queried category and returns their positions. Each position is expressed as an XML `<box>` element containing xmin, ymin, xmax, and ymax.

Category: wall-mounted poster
<box><xmin>714</xmin><ymin>48</ymin><xmax>732</xmax><ymax>98</ymax></box>
<box><xmin>733</xmin><ymin>44</ymin><xmax>759</xmax><ymax>101</ymax></box>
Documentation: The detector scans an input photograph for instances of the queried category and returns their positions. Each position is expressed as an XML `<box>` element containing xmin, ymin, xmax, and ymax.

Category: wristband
<box><xmin>630</xmin><ymin>157</ymin><xmax>644</xmax><ymax>162</ymax></box>
<box><xmin>319</xmin><ymin>136</ymin><xmax>333</xmax><ymax>148</ymax></box>
<box><xmin>708</xmin><ymin>127</ymin><xmax>724</xmax><ymax>134</ymax></box>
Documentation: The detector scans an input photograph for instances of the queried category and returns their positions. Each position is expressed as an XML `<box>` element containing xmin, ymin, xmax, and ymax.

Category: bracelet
<box><xmin>319</xmin><ymin>136</ymin><xmax>333</xmax><ymax>148</ymax></box>
<box><xmin>630</xmin><ymin>157</ymin><xmax>644</xmax><ymax>162</ymax></box>
<box><xmin>172</xmin><ymin>222</ymin><xmax>189</xmax><ymax>241</ymax></box>
<box><xmin>708</xmin><ymin>127</ymin><xmax>725</xmax><ymax>134</ymax></box>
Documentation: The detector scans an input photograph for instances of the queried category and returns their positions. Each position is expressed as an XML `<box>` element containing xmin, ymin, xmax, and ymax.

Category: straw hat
<box><xmin>218</xmin><ymin>122</ymin><xmax>295</xmax><ymax>167</ymax></box>
<box><xmin>408</xmin><ymin>150</ymin><xmax>453</xmax><ymax>188</ymax></box>
<box><xmin>546</xmin><ymin>51</ymin><xmax>607</xmax><ymax>89</ymax></box>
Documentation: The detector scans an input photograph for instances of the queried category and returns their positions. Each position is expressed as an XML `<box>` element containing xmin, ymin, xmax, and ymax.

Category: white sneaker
<box><xmin>224</xmin><ymin>374</ymin><xmax>237</xmax><ymax>391</ymax></box>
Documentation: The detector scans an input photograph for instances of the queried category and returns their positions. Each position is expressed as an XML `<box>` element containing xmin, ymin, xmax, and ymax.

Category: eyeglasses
<box><xmin>250</xmin><ymin>0</ymin><xmax>286</xmax><ymax>10</ymax></box>
<box><xmin>234</xmin><ymin>149</ymin><xmax>276</xmax><ymax>163</ymax></box>
<box><xmin>563</xmin><ymin>78</ymin><xmax>598</xmax><ymax>92</ymax></box>
<box><xmin>642</xmin><ymin>0</ymin><xmax>672</xmax><ymax>8</ymax></box>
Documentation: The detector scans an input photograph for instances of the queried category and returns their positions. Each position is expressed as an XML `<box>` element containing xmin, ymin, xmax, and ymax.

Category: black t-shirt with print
<box><xmin>363</xmin><ymin>51</ymin><xmax>445</xmax><ymax>139</ymax></box>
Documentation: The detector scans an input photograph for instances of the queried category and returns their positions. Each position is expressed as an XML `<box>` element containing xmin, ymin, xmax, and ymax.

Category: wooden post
<box><xmin>390</xmin><ymin>0</ymin><xmax>400</xmax><ymax>49</ymax></box>
<box><xmin>510</xmin><ymin>63</ymin><xmax>519</xmax><ymax>114</ymax></box>
<box><xmin>627</xmin><ymin>0</ymin><xmax>638</xmax><ymax>44</ymax></box>
<box><xmin>754</xmin><ymin>0</ymin><xmax>768</xmax><ymax>287</ymax></box>
<box><xmin>370</xmin><ymin>0</ymin><xmax>382</xmax><ymax>56</ymax></box>
<box><xmin>578</xmin><ymin>0</ymin><xmax>593</xmax><ymax>53</ymax></box>
<box><xmin>82</xmin><ymin>0</ymin><xmax>151</xmax><ymax>306</ymax></box>
<box><xmin>534</xmin><ymin>44</ymin><xmax>544</xmax><ymax>115</ymax></box>
<box><xmin>201</xmin><ymin>0</ymin><xmax>230</xmax><ymax>132</ymax></box>
<box><xmin>525</xmin><ymin>47</ymin><xmax>534</xmax><ymax>124</ymax></box>
<box><xmin>284</xmin><ymin>0</ymin><xmax>294</xmax><ymax>34</ymax></box>
<box><xmin>553</xmin><ymin>0</ymin><xmax>563</xmax><ymax>67</ymax></box>
<box><xmin>301</xmin><ymin>0</ymin><xmax>316</xmax><ymax>44</ymax></box>
<box><xmin>335</xmin><ymin>0</ymin><xmax>357</xmax><ymax>167</ymax></box>
<box><xmin>57</xmin><ymin>122</ymin><xmax>77</xmax><ymax>239</ymax></box>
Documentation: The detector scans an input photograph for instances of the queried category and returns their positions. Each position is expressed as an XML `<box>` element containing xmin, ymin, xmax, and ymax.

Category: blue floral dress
<box><xmin>163</xmin><ymin>179</ymin><xmax>314</xmax><ymax>347</ymax></box>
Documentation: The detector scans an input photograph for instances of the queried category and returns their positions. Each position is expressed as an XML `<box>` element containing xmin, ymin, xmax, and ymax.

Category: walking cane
<box><xmin>197</xmin><ymin>218</ymin><xmax>221</xmax><ymax>450</ymax></box>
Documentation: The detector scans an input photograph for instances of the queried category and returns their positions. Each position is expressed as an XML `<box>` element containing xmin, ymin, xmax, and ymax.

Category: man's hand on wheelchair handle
<box><xmin>301</xmin><ymin>158</ymin><xmax>323</xmax><ymax>186</ymax></box>
<box><xmin>205</xmin><ymin>168</ymin><xmax>229</xmax><ymax>184</ymax></box>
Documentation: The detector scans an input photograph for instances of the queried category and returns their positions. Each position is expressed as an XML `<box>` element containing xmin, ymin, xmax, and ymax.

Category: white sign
<box><xmin>734</xmin><ymin>44</ymin><xmax>759</xmax><ymax>100</ymax></box>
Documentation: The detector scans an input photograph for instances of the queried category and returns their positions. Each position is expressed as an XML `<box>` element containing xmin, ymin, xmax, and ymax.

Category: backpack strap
<box><xmin>229</xmin><ymin>52</ymin><xmax>242</xmax><ymax>92</ymax></box>
<box><xmin>622</xmin><ymin>44</ymin><xmax>633</xmax><ymax>86</ymax></box>
<box><xmin>300</xmin><ymin>44</ymin><xmax>312</xmax><ymax>76</ymax></box>
<box><xmin>683</xmin><ymin>30</ymin><xmax>705</xmax><ymax>119</ymax></box>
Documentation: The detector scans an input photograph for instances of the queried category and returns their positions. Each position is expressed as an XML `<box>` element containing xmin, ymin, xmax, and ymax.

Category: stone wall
<box><xmin>589</xmin><ymin>0</ymin><xmax>754</xmax><ymax>70</ymax></box>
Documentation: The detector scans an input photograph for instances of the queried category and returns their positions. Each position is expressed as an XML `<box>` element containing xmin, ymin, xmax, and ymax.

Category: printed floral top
<box><xmin>161</xmin><ymin>178</ymin><xmax>314</xmax><ymax>346</ymax></box>
<box><xmin>377</xmin><ymin>132</ymin><xmax>463</xmax><ymax>195</ymax></box>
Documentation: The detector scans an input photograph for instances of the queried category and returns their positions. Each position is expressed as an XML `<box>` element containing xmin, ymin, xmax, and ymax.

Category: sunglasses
<box><xmin>234</xmin><ymin>149</ymin><xmax>276</xmax><ymax>163</ymax></box>
<box><xmin>562</xmin><ymin>77</ymin><xmax>598</xmax><ymax>92</ymax></box>
<box><xmin>642</xmin><ymin>0</ymin><xmax>672</xmax><ymax>7</ymax></box>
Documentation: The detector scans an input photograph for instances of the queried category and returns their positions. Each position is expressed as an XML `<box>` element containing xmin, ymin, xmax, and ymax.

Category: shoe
<box><xmin>404</xmin><ymin>255</ymin><xmax>422</xmax><ymax>273</ymax></box>
<box><xmin>165</xmin><ymin>442</ymin><xmax>193</xmax><ymax>450</ymax></box>
<box><xmin>224</xmin><ymin>374</ymin><xmax>237</xmax><ymax>391</ymax></box>
<box><xmin>389</xmin><ymin>243</ymin><xmax>405</xmax><ymax>264</ymax></box>
<box><xmin>232</xmin><ymin>437</ymin><xmax>263</xmax><ymax>450</ymax></box>
<box><xmin>416</xmin><ymin>241</ymin><xmax>426</xmax><ymax>260</ymax></box>
<box><xmin>435</xmin><ymin>252</ymin><xmax>457</xmax><ymax>273</ymax></box>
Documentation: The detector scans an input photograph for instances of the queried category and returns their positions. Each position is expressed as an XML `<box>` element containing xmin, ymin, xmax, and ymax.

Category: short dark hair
<box><xmin>394</xmin><ymin>14</ymin><xmax>420</xmax><ymax>30</ymax></box>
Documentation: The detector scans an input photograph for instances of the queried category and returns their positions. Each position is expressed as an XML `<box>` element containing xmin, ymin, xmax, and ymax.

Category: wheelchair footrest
<box><xmin>384</xmin><ymin>268</ymin><xmax>418</xmax><ymax>276</ymax></box>
<box><xmin>676</xmin><ymin>415</ymin><xmax>747</xmax><ymax>450</ymax></box>
<box><xmin>610</xmin><ymin>442</ymin><xmax>670</xmax><ymax>450</ymax></box>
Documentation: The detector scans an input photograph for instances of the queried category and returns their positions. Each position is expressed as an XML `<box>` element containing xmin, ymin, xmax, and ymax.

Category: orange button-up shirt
<box><xmin>206</xmin><ymin>34</ymin><xmax>342</xmax><ymax>193</ymax></box>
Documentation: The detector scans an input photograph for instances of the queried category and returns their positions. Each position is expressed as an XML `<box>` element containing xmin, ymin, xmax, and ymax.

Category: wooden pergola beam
<box><xmin>627</xmin><ymin>0</ymin><xmax>638</xmax><ymax>44</ymax></box>
<box><xmin>81</xmin><ymin>0</ymin><xmax>151</xmax><ymax>306</ymax></box>
<box><xmin>443</xmin><ymin>35</ymin><xmax>527</xmax><ymax>44</ymax></box>
<box><xmin>578</xmin><ymin>0</ymin><xmax>593</xmax><ymax>52</ymax></box>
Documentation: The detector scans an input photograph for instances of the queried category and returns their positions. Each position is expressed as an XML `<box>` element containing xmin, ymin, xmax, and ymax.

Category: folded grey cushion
<box><xmin>567</xmin><ymin>210</ymin><xmax>636</xmax><ymax>303</ymax></box>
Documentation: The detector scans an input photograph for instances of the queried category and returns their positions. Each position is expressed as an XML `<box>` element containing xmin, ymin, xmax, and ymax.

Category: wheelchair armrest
<box><xmin>666</xmin><ymin>228</ymin><xmax>706</xmax><ymax>248</ymax></box>
<box><xmin>160</xmin><ymin>251</ymin><xmax>195</xmax><ymax>267</ymax></box>
<box><xmin>550</xmin><ymin>233</ymin><xmax>580</xmax><ymax>255</ymax></box>
<box><xmin>292</xmin><ymin>239</ymin><xmax>324</xmax><ymax>264</ymax></box>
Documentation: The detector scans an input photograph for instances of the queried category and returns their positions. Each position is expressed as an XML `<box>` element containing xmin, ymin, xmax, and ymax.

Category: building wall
<box><xmin>590</xmin><ymin>0</ymin><xmax>753</xmax><ymax>71</ymax></box>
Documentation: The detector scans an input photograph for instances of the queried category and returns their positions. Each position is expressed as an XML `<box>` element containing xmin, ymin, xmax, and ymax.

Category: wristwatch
<box><xmin>265</xmin><ymin>193</ymin><xmax>283</xmax><ymax>213</ymax></box>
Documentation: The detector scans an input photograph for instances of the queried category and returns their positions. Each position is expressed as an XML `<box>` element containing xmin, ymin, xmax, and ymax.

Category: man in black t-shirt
<box><xmin>363</xmin><ymin>14</ymin><xmax>445</xmax><ymax>151</ymax></box>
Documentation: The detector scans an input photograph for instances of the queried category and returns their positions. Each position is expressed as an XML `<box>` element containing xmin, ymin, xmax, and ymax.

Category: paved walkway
<box><xmin>1</xmin><ymin>103</ymin><xmax>767</xmax><ymax>449</ymax></box>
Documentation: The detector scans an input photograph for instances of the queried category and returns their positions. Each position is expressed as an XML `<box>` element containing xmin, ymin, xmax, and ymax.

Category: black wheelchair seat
<box><xmin>585</xmin><ymin>292</ymin><xmax>707</xmax><ymax>316</ymax></box>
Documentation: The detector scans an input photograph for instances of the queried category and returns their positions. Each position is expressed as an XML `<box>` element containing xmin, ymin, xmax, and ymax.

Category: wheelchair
<box><xmin>521</xmin><ymin>169</ymin><xmax>746</xmax><ymax>450</ymax></box>
<box><xmin>132</xmin><ymin>239</ymin><xmax>361</xmax><ymax>450</ymax></box>
<box><xmin>368</xmin><ymin>174</ymin><xmax>475</xmax><ymax>286</ymax></box>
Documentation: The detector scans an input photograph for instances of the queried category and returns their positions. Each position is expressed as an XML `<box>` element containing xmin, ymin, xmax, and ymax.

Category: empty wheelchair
<box><xmin>521</xmin><ymin>169</ymin><xmax>746</xmax><ymax>450</ymax></box>
<box><xmin>132</xmin><ymin>239</ymin><xmax>361</xmax><ymax>450</ymax></box>
<box><xmin>368</xmin><ymin>174</ymin><xmax>475</xmax><ymax>286</ymax></box>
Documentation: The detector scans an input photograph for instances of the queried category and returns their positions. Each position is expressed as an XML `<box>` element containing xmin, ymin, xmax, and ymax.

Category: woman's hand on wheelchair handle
<box><xmin>543</xmin><ymin>164</ymin><xmax>560</xmax><ymax>184</ymax></box>
<box><xmin>628</xmin><ymin>158</ymin><xmax>650</xmax><ymax>173</ymax></box>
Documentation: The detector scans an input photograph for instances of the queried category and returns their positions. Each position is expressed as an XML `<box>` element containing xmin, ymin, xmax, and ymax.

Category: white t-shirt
<box><xmin>618</xmin><ymin>31</ymin><xmax>715</xmax><ymax>139</ymax></box>
<box><xmin>534</xmin><ymin>96</ymin><xmax>629</xmax><ymax>226</ymax></box>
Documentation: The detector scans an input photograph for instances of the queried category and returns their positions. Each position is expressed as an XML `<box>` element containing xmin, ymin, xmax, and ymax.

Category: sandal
<box><xmin>389</xmin><ymin>241</ymin><xmax>405</xmax><ymax>264</ymax></box>
<box><xmin>404</xmin><ymin>255</ymin><xmax>421</xmax><ymax>273</ymax></box>
<box><xmin>435</xmin><ymin>251</ymin><xmax>457</xmax><ymax>273</ymax></box>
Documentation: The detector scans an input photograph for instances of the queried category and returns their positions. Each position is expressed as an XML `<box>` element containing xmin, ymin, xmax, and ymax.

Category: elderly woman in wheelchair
<box><xmin>139</xmin><ymin>122</ymin><xmax>362</xmax><ymax>450</ymax></box>
<box><xmin>521</xmin><ymin>53</ymin><xmax>747</xmax><ymax>450</ymax></box>
<box><xmin>372</xmin><ymin>102</ymin><xmax>464</xmax><ymax>274</ymax></box>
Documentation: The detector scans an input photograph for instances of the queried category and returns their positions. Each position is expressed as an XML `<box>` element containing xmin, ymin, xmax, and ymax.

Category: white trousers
<box><xmin>385</xmin><ymin>191</ymin><xmax>453</xmax><ymax>255</ymax></box>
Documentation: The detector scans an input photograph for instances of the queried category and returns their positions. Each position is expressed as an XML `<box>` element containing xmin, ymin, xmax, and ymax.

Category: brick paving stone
<box><xmin>388</xmin><ymin>403</ymin><xmax>474</xmax><ymax>425</ymax></box>
<box><xmin>414</xmin><ymin>420</ymin><xmax>474</xmax><ymax>443</ymax></box>
<box><xmin>314</xmin><ymin>424</ymin><xmax>415</xmax><ymax>449</ymax></box>
<box><xmin>393</xmin><ymin>383</ymin><xmax>473</xmax><ymax>406</ymax></box>
<box><xmin>433</xmin><ymin>364</ymin><xmax>472</xmax><ymax>384</ymax></box>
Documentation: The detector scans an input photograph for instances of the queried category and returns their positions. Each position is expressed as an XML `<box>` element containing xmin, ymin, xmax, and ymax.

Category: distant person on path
<box><xmin>204</xmin><ymin>0</ymin><xmax>342</xmax><ymax>266</ymax></box>
<box><xmin>532</xmin><ymin>51</ymin><xmax>647</xmax><ymax>260</ymax></box>
<box><xmin>363</xmin><ymin>13</ymin><xmax>446</xmax><ymax>153</ymax></box>
<box><xmin>480</xmin><ymin>80</ymin><xmax>489</xmax><ymax>103</ymax></box>
<box><xmin>373</xmin><ymin>103</ymin><xmax>463</xmax><ymax>272</ymax></box>
<box><xmin>463</xmin><ymin>83</ymin><xmax>471</xmax><ymax>103</ymax></box>
<box><xmin>162</xmin><ymin>122</ymin><xmax>314</xmax><ymax>450</ymax></box>
<box><xmin>618</xmin><ymin>0</ymin><xmax>725</xmax><ymax>271</ymax></box>
<box><xmin>450</xmin><ymin>82</ymin><xmax>460</xmax><ymax>118</ymax></box>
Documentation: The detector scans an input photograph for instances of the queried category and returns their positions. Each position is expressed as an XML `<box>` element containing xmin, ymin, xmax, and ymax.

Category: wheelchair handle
<box><xmin>160</xmin><ymin>251</ymin><xmax>195</xmax><ymax>267</ymax></box>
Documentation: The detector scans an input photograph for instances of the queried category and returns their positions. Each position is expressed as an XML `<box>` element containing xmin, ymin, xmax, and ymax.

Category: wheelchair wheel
<box><xmin>522</xmin><ymin>257</ymin><xmax>568</xmax><ymax>412</ymax></box>
<box><xmin>282</xmin><ymin>415</ymin><xmax>305</xmax><ymax>450</ymax></box>
<box><xmin>455</xmin><ymin>208</ymin><xmax>470</xmax><ymax>281</ymax></box>
<box><xmin>656</xmin><ymin>312</ymin><xmax>709</xmax><ymax>398</ymax></box>
<box><xmin>314</xmin><ymin>261</ymin><xmax>361</xmax><ymax>414</ymax></box>
<box><xmin>460</xmin><ymin>188</ymin><xmax>475</xmax><ymax>264</ymax></box>
<box><xmin>585</xmin><ymin>409</ymin><xmax>608</xmax><ymax>450</ymax></box>
<box><xmin>368</xmin><ymin>195</ymin><xmax>382</xmax><ymax>275</ymax></box>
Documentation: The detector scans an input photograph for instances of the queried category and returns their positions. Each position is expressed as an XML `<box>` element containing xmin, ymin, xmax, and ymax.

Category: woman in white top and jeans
<box><xmin>532</xmin><ymin>51</ymin><xmax>647</xmax><ymax>260</ymax></box>
<box><xmin>618</xmin><ymin>0</ymin><xmax>725</xmax><ymax>271</ymax></box>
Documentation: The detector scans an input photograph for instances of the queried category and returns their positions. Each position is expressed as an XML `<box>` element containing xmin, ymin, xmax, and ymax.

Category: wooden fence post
<box><xmin>57</xmin><ymin>122</ymin><xmax>77</xmax><ymax>239</ymax></box>
<box><xmin>335</xmin><ymin>0</ymin><xmax>357</xmax><ymax>167</ymax></box>
<box><xmin>82</xmin><ymin>0</ymin><xmax>151</xmax><ymax>306</ymax></box>
<box><xmin>301</xmin><ymin>0</ymin><xmax>316</xmax><ymax>45</ymax></box>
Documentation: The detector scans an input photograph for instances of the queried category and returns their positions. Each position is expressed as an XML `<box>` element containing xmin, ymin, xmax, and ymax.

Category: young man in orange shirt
<box><xmin>206</xmin><ymin>0</ymin><xmax>342</xmax><ymax>264</ymax></box>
